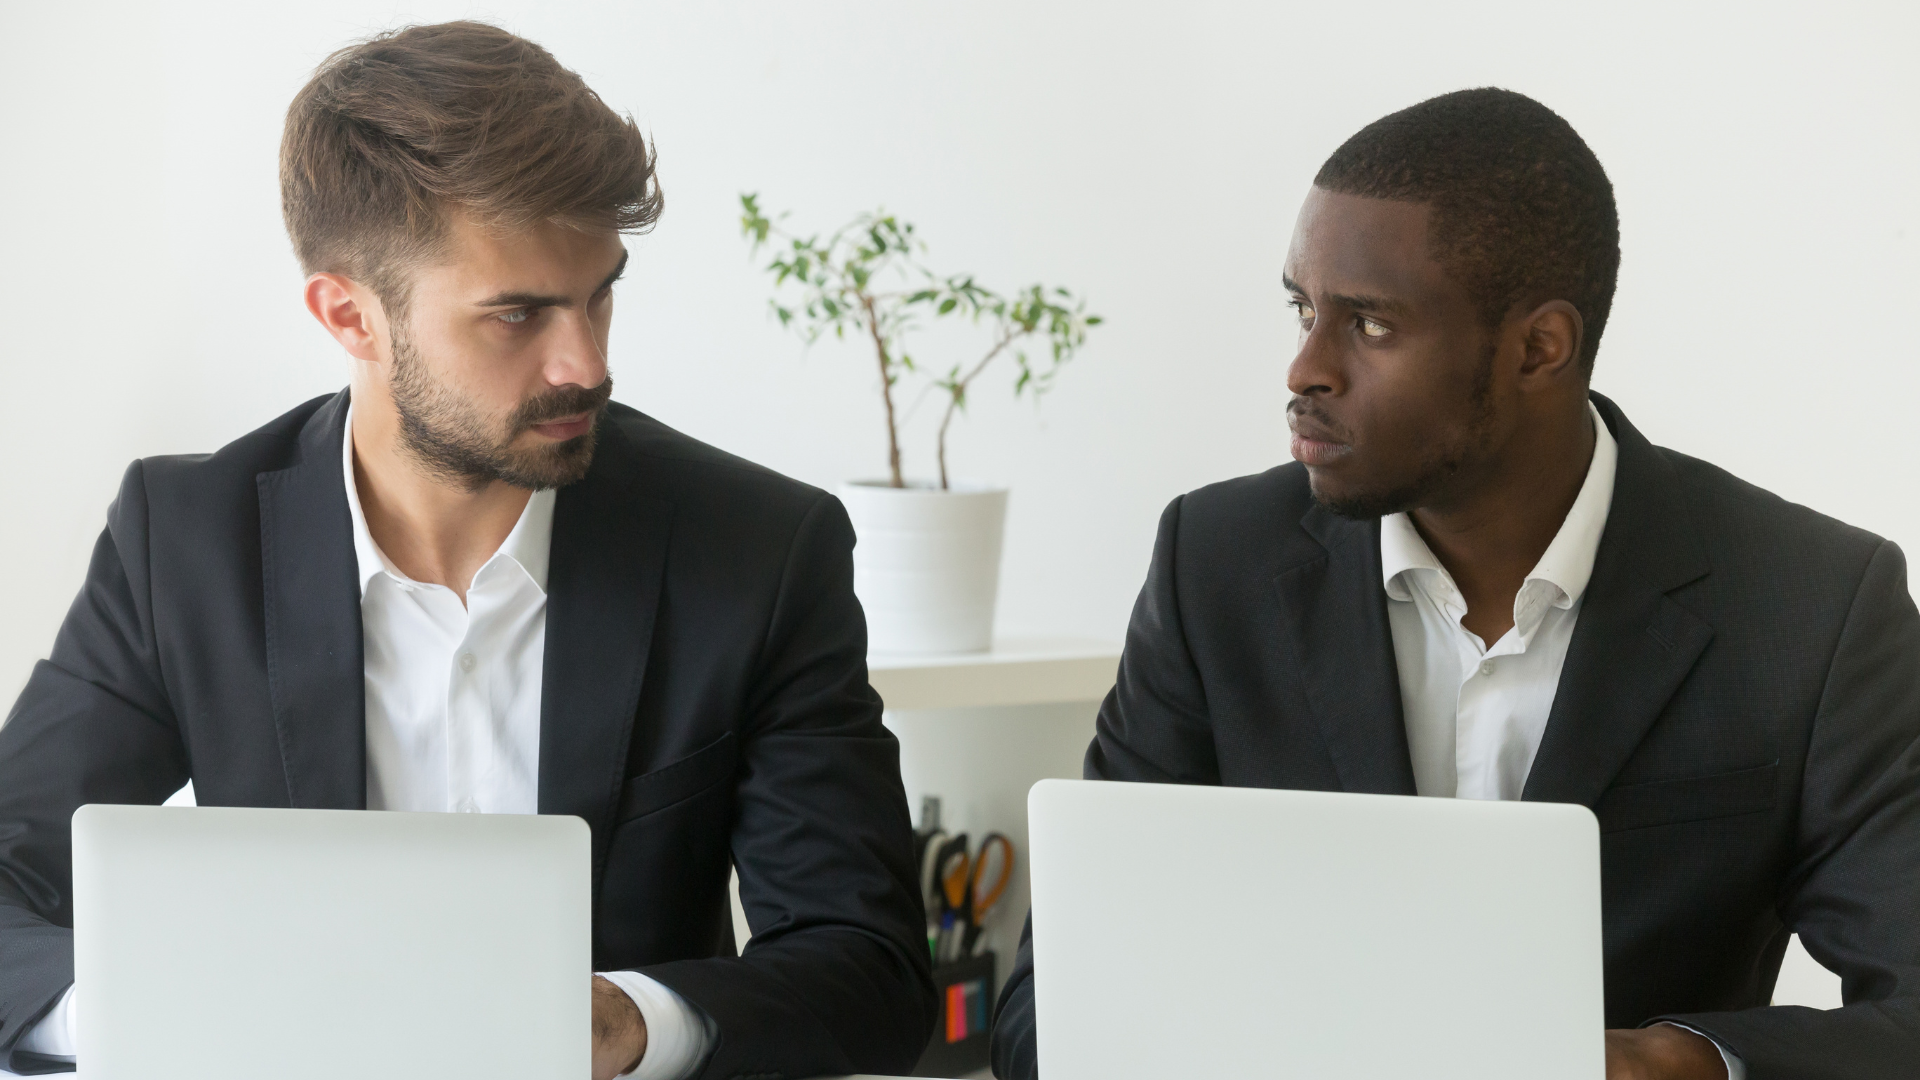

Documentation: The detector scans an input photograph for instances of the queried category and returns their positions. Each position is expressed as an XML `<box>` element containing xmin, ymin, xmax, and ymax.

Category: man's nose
<box><xmin>545</xmin><ymin>312</ymin><xmax>609</xmax><ymax>390</ymax></box>
<box><xmin>1286</xmin><ymin>324</ymin><xmax>1344</xmax><ymax>399</ymax></box>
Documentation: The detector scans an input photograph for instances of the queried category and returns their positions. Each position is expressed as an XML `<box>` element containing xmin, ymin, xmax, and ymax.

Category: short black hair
<box><xmin>1315</xmin><ymin>88</ymin><xmax>1620</xmax><ymax>372</ymax></box>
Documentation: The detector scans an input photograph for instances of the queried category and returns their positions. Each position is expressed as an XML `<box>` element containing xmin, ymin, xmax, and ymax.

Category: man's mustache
<box><xmin>1286</xmin><ymin>395</ymin><xmax>1349</xmax><ymax>441</ymax></box>
<box><xmin>512</xmin><ymin>378</ymin><xmax>614</xmax><ymax>431</ymax></box>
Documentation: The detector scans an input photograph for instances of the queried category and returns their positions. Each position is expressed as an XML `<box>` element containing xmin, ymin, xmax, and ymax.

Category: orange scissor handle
<box><xmin>970</xmin><ymin>833</ymin><xmax>1015</xmax><ymax>921</ymax></box>
<box><xmin>940</xmin><ymin>849</ymin><xmax>970</xmax><ymax>913</ymax></box>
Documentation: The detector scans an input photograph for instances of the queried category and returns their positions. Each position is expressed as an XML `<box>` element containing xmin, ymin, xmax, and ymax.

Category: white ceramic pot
<box><xmin>839</xmin><ymin>482</ymin><xmax>1008</xmax><ymax>655</ymax></box>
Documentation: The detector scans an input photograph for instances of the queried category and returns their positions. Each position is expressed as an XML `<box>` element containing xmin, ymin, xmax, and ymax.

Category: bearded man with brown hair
<box><xmin>0</xmin><ymin>22</ymin><xmax>935</xmax><ymax>1079</ymax></box>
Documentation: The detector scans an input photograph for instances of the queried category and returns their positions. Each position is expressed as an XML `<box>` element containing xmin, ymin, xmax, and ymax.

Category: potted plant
<box><xmin>741</xmin><ymin>194</ymin><xmax>1101</xmax><ymax>654</ymax></box>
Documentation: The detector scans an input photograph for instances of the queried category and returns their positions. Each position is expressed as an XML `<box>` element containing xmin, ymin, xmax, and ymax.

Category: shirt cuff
<box><xmin>16</xmin><ymin>984</ymin><xmax>77</xmax><ymax>1061</ymax></box>
<box><xmin>1657</xmin><ymin>1022</ymin><xmax>1745</xmax><ymax>1080</ymax></box>
<box><xmin>595</xmin><ymin>970</ymin><xmax>716</xmax><ymax>1080</ymax></box>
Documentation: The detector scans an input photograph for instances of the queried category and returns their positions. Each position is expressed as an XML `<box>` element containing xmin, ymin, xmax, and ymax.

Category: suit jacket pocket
<box><xmin>616</xmin><ymin>731</ymin><xmax>738</xmax><ymax>823</ymax></box>
<box><xmin>1595</xmin><ymin>761</ymin><xmax>1779</xmax><ymax>833</ymax></box>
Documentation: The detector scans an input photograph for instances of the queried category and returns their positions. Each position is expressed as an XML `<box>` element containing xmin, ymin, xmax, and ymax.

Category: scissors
<box><xmin>929</xmin><ymin>826</ymin><xmax>1021</xmax><ymax>953</ymax></box>
<box><xmin>938</xmin><ymin>832</ymin><xmax>1014</xmax><ymax>960</ymax></box>
<box><xmin>961</xmin><ymin>832</ymin><xmax>1013</xmax><ymax>955</ymax></box>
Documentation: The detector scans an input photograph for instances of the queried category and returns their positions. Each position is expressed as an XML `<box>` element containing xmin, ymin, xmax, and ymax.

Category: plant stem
<box><xmin>936</xmin><ymin>329</ymin><xmax>1019</xmax><ymax>491</ymax></box>
<box><xmin>860</xmin><ymin>292</ymin><xmax>906</xmax><ymax>488</ymax></box>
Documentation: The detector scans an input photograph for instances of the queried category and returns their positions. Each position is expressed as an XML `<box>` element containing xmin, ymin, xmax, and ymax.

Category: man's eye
<box><xmin>498</xmin><ymin>309</ymin><xmax>532</xmax><ymax>325</ymax></box>
<box><xmin>1289</xmin><ymin>300</ymin><xmax>1316</xmax><ymax>328</ymax></box>
<box><xmin>1358</xmin><ymin>316</ymin><xmax>1389</xmax><ymax>338</ymax></box>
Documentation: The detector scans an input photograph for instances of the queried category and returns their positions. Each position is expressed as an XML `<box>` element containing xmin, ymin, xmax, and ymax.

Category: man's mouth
<box><xmin>1287</xmin><ymin>410</ymin><xmax>1352</xmax><ymax>467</ymax></box>
<box><xmin>529</xmin><ymin>412</ymin><xmax>594</xmax><ymax>441</ymax></box>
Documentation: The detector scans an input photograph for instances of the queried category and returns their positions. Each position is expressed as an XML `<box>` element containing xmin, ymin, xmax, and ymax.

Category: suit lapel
<box><xmin>257</xmin><ymin>390</ymin><xmax>366</xmax><ymax>810</ymax></box>
<box><xmin>538</xmin><ymin>421</ymin><xmax>674</xmax><ymax>883</ymax></box>
<box><xmin>1275</xmin><ymin>507</ymin><xmax>1417</xmax><ymax>795</ymax></box>
<box><xmin>1522</xmin><ymin>395</ymin><xmax>1714</xmax><ymax>806</ymax></box>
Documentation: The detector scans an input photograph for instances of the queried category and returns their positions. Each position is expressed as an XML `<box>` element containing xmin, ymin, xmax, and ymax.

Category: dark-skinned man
<box><xmin>991</xmin><ymin>89</ymin><xmax>1920</xmax><ymax>1080</ymax></box>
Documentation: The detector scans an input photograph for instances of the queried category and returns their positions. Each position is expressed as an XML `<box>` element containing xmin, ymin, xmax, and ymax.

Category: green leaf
<box><xmin>938</xmin><ymin>297</ymin><xmax>958</xmax><ymax>315</ymax></box>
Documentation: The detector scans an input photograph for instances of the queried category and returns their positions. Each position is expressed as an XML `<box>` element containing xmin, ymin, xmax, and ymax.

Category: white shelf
<box><xmin>867</xmin><ymin>637</ymin><xmax>1121</xmax><ymax>711</ymax></box>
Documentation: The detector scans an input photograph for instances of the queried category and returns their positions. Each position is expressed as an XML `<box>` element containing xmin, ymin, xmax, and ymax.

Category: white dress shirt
<box><xmin>1382</xmin><ymin>402</ymin><xmax>1742</xmax><ymax>1080</ymax></box>
<box><xmin>19</xmin><ymin>407</ymin><xmax>714</xmax><ymax>1078</ymax></box>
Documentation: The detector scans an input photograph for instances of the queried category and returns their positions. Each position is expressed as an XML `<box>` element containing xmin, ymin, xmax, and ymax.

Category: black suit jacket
<box><xmin>0</xmin><ymin>390</ymin><xmax>936</xmax><ymax>1077</ymax></box>
<box><xmin>992</xmin><ymin>394</ymin><xmax>1920</xmax><ymax>1080</ymax></box>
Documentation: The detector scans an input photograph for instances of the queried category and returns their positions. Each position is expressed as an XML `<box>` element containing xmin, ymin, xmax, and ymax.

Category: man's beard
<box><xmin>1311</xmin><ymin>346</ymin><xmax>1497</xmax><ymax>521</ymax></box>
<box><xmin>387</xmin><ymin>324</ymin><xmax>613</xmax><ymax>493</ymax></box>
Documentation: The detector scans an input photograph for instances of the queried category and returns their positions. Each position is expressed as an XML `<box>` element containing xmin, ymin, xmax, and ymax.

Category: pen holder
<box><xmin>912</xmin><ymin>950</ymin><xmax>996</xmax><ymax>1077</ymax></box>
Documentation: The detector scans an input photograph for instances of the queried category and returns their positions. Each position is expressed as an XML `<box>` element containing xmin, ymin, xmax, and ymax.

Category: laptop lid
<box><xmin>73</xmin><ymin>805</ymin><xmax>589</xmax><ymax>1080</ymax></box>
<box><xmin>1027</xmin><ymin>779</ymin><xmax>1604</xmax><ymax>1080</ymax></box>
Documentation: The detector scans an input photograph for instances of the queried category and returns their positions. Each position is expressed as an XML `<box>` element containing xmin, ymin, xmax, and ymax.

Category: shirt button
<box><xmin>1479</xmin><ymin>661</ymin><xmax>1495</xmax><ymax>676</ymax></box>
<box><xmin>456</xmin><ymin>798</ymin><xmax>479</xmax><ymax>813</ymax></box>
<box><xmin>459</xmin><ymin>653</ymin><xmax>476</xmax><ymax>672</ymax></box>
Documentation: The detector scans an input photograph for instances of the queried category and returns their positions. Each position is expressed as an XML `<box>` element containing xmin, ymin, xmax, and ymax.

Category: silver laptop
<box><xmin>72</xmin><ymin>805</ymin><xmax>589</xmax><ymax>1080</ymax></box>
<box><xmin>1027</xmin><ymin>779</ymin><xmax>1604</xmax><ymax>1080</ymax></box>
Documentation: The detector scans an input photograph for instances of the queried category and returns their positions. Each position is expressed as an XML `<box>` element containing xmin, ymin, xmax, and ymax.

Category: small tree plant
<box><xmin>741</xmin><ymin>193</ymin><xmax>1101</xmax><ymax>489</ymax></box>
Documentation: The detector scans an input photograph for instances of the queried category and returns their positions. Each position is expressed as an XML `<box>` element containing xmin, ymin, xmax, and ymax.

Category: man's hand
<box><xmin>592</xmin><ymin>975</ymin><xmax>648</xmax><ymax>1080</ymax></box>
<box><xmin>1605</xmin><ymin>1026</ymin><xmax>1727</xmax><ymax>1080</ymax></box>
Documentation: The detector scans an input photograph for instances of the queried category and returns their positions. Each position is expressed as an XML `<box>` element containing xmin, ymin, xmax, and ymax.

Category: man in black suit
<box><xmin>993</xmin><ymin>89</ymin><xmax>1920</xmax><ymax>1080</ymax></box>
<box><xmin>0</xmin><ymin>22</ymin><xmax>933</xmax><ymax>1079</ymax></box>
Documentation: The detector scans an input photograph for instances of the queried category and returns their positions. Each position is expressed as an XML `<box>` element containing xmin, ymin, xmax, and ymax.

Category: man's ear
<box><xmin>304</xmin><ymin>273</ymin><xmax>388</xmax><ymax>364</ymax></box>
<box><xmin>1515</xmin><ymin>299</ymin><xmax>1585</xmax><ymax>385</ymax></box>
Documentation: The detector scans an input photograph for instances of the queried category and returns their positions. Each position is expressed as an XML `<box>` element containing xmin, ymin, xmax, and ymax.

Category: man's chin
<box><xmin>497</xmin><ymin>430</ymin><xmax>599</xmax><ymax>492</ymax></box>
<box><xmin>1308</xmin><ymin>473</ymin><xmax>1418</xmax><ymax>522</ymax></box>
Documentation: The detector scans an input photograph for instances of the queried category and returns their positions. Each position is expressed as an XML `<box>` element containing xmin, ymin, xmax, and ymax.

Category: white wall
<box><xmin>3</xmin><ymin>2</ymin><xmax>1916</xmax><ymax>700</ymax></box>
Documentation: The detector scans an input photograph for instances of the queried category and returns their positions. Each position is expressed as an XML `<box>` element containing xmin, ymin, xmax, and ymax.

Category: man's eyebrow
<box><xmin>1326</xmin><ymin>290</ymin><xmax>1409</xmax><ymax>315</ymax></box>
<box><xmin>1282</xmin><ymin>274</ymin><xmax>1410</xmax><ymax>316</ymax></box>
<box><xmin>472</xmin><ymin>248</ymin><xmax>630</xmax><ymax>309</ymax></box>
<box><xmin>598</xmin><ymin>249</ymin><xmax>630</xmax><ymax>294</ymax></box>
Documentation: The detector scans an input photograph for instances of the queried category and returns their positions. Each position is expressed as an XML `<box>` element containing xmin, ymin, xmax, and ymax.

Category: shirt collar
<box><xmin>1522</xmin><ymin>400</ymin><xmax>1617</xmax><ymax>610</ymax></box>
<box><xmin>1380</xmin><ymin>509</ymin><xmax>1447</xmax><ymax>604</ymax></box>
<box><xmin>1380</xmin><ymin>399</ymin><xmax>1618</xmax><ymax>612</ymax></box>
<box><xmin>342</xmin><ymin>401</ymin><xmax>556</xmax><ymax>598</ymax></box>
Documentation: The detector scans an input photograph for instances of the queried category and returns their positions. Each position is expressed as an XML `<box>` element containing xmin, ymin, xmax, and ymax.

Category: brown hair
<box><xmin>280</xmin><ymin>21</ymin><xmax>661</xmax><ymax>309</ymax></box>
